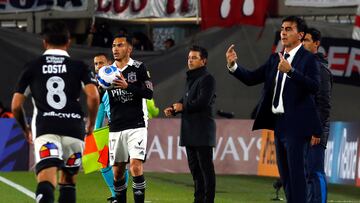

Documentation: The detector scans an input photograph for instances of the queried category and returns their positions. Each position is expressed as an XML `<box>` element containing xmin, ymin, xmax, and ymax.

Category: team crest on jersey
<box><xmin>127</xmin><ymin>72</ymin><xmax>137</xmax><ymax>83</ymax></box>
<box><xmin>66</xmin><ymin>152</ymin><xmax>82</xmax><ymax>166</ymax></box>
<box><xmin>39</xmin><ymin>142</ymin><xmax>59</xmax><ymax>158</ymax></box>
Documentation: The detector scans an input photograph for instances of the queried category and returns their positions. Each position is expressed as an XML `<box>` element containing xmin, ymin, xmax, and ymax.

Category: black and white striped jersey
<box><xmin>107</xmin><ymin>58</ymin><xmax>153</xmax><ymax>132</ymax></box>
<box><xmin>15</xmin><ymin>49</ymin><xmax>96</xmax><ymax>140</ymax></box>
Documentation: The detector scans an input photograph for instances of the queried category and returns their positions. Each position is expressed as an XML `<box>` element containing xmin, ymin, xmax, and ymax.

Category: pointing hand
<box><xmin>226</xmin><ymin>44</ymin><xmax>238</xmax><ymax>67</ymax></box>
<box><xmin>277</xmin><ymin>53</ymin><xmax>291</xmax><ymax>73</ymax></box>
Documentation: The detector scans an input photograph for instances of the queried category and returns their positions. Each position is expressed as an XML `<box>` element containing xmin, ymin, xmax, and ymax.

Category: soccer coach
<box><xmin>164</xmin><ymin>45</ymin><xmax>216</xmax><ymax>203</ymax></box>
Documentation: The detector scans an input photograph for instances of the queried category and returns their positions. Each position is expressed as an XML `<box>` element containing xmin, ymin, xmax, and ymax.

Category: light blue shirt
<box><xmin>95</xmin><ymin>91</ymin><xmax>110</xmax><ymax>129</ymax></box>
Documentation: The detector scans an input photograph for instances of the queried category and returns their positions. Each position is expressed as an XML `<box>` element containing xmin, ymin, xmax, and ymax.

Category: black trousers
<box><xmin>186</xmin><ymin>146</ymin><xmax>216</xmax><ymax>203</ymax></box>
<box><xmin>274</xmin><ymin>115</ymin><xmax>310</xmax><ymax>203</ymax></box>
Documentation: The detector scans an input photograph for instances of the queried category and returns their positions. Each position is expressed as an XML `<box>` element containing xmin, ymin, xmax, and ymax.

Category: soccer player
<box><xmin>93</xmin><ymin>53</ymin><xmax>117</xmax><ymax>203</ymax></box>
<box><xmin>93</xmin><ymin>53</ymin><xmax>112</xmax><ymax>129</ymax></box>
<box><xmin>108</xmin><ymin>34</ymin><xmax>153</xmax><ymax>203</ymax></box>
<box><xmin>93</xmin><ymin>53</ymin><xmax>128</xmax><ymax>203</ymax></box>
<box><xmin>93</xmin><ymin>52</ymin><xmax>158</xmax><ymax>203</ymax></box>
<box><xmin>11</xmin><ymin>21</ymin><xmax>99</xmax><ymax>203</ymax></box>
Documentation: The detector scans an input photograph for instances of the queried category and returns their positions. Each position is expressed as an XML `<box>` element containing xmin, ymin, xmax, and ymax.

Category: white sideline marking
<box><xmin>0</xmin><ymin>175</ymin><xmax>35</xmax><ymax>199</ymax></box>
<box><xmin>0</xmin><ymin>175</ymin><xmax>153</xmax><ymax>202</ymax></box>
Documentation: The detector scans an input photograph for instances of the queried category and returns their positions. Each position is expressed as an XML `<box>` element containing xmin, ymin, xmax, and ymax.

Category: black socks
<box><xmin>132</xmin><ymin>175</ymin><xmax>146</xmax><ymax>203</ymax></box>
<box><xmin>36</xmin><ymin>181</ymin><xmax>55</xmax><ymax>203</ymax></box>
<box><xmin>114</xmin><ymin>178</ymin><xmax>127</xmax><ymax>203</ymax></box>
<box><xmin>58</xmin><ymin>183</ymin><xmax>76</xmax><ymax>203</ymax></box>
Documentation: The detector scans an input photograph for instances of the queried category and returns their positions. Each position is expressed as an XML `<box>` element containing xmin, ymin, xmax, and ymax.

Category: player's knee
<box><xmin>130</xmin><ymin>164</ymin><xmax>143</xmax><ymax>176</ymax></box>
<box><xmin>112</xmin><ymin>165</ymin><xmax>123</xmax><ymax>180</ymax></box>
<box><xmin>113</xmin><ymin>172</ymin><xmax>122</xmax><ymax>181</ymax></box>
<box><xmin>59</xmin><ymin>170</ymin><xmax>76</xmax><ymax>184</ymax></box>
<box><xmin>36</xmin><ymin>166</ymin><xmax>57</xmax><ymax>186</ymax></box>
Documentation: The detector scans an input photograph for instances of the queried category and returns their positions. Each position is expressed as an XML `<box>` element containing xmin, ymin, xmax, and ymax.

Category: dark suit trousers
<box><xmin>274</xmin><ymin>117</ymin><xmax>310</xmax><ymax>203</ymax></box>
<box><xmin>186</xmin><ymin>146</ymin><xmax>216</xmax><ymax>203</ymax></box>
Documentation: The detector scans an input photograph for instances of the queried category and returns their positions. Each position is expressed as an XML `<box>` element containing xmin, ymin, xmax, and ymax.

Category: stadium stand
<box><xmin>0</xmin><ymin>18</ymin><xmax>359</xmax><ymax>121</ymax></box>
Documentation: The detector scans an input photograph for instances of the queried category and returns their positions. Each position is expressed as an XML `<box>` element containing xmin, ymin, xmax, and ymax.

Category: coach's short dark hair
<box><xmin>190</xmin><ymin>45</ymin><xmax>208</xmax><ymax>59</ymax></box>
<box><xmin>282</xmin><ymin>16</ymin><xmax>308</xmax><ymax>34</ymax></box>
<box><xmin>114</xmin><ymin>34</ymin><xmax>133</xmax><ymax>45</ymax></box>
<box><xmin>307</xmin><ymin>27</ymin><xmax>321</xmax><ymax>42</ymax></box>
<box><xmin>42</xmin><ymin>21</ymin><xmax>70</xmax><ymax>46</ymax></box>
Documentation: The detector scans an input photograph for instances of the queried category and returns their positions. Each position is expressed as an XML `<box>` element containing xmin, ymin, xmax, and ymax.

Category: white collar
<box><xmin>127</xmin><ymin>58</ymin><xmax>134</xmax><ymax>66</ymax></box>
<box><xmin>43</xmin><ymin>49</ymin><xmax>70</xmax><ymax>57</ymax></box>
<box><xmin>285</xmin><ymin>43</ymin><xmax>302</xmax><ymax>57</ymax></box>
<box><xmin>112</xmin><ymin>58</ymin><xmax>134</xmax><ymax>71</ymax></box>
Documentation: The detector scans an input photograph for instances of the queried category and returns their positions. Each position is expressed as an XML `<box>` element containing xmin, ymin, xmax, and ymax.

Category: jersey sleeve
<box><xmin>14</xmin><ymin>64</ymin><xmax>32</xmax><ymax>94</ymax></box>
<box><xmin>126</xmin><ymin>63</ymin><xmax>153</xmax><ymax>99</ymax></box>
<box><xmin>142</xmin><ymin>63</ymin><xmax>153</xmax><ymax>90</ymax></box>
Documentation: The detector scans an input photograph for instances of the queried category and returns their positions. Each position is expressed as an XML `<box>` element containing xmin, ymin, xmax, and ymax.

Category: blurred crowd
<box><xmin>87</xmin><ymin>23</ymin><xmax>175</xmax><ymax>51</ymax></box>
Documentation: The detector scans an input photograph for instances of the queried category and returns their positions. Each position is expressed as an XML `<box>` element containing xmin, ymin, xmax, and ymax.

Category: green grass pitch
<box><xmin>0</xmin><ymin>172</ymin><xmax>360</xmax><ymax>202</ymax></box>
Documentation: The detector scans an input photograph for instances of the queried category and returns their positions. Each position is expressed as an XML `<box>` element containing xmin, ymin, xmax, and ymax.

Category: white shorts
<box><xmin>109</xmin><ymin>127</ymin><xmax>147</xmax><ymax>165</ymax></box>
<box><xmin>34</xmin><ymin>134</ymin><xmax>84</xmax><ymax>173</ymax></box>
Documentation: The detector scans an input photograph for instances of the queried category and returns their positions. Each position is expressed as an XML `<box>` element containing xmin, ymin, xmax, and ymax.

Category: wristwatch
<box><xmin>287</xmin><ymin>67</ymin><xmax>295</xmax><ymax>77</ymax></box>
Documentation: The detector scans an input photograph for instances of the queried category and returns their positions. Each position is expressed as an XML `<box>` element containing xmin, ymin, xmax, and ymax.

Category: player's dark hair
<box><xmin>42</xmin><ymin>21</ymin><xmax>70</xmax><ymax>46</ymax></box>
<box><xmin>282</xmin><ymin>16</ymin><xmax>308</xmax><ymax>40</ymax></box>
<box><xmin>190</xmin><ymin>45</ymin><xmax>208</xmax><ymax>59</ymax></box>
<box><xmin>307</xmin><ymin>27</ymin><xmax>322</xmax><ymax>42</ymax></box>
<box><xmin>114</xmin><ymin>34</ymin><xmax>133</xmax><ymax>45</ymax></box>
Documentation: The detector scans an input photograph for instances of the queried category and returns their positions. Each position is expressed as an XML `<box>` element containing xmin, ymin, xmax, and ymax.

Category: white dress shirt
<box><xmin>227</xmin><ymin>43</ymin><xmax>303</xmax><ymax>114</ymax></box>
<box><xmin>271</xmin><ymin>43</ymin><xmax>302</xmax><ymax>114</ymax></box>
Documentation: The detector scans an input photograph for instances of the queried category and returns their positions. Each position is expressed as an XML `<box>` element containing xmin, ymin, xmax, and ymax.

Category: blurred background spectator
<box><xmin>118</xmin><ymin>27</ymin><xmax>128</xmax><ymax>36</ymax></box>
<box><xmin>163</xmin><ymin>38</ymin><xmax>175</xmax><ymax>50</ymax></box>
<box><xmin>132</xmin><ymin>31</ymin><xmax>154</xmax><ymax>51</ymax></box>
<box><xmin>88</xmin><ymin>22</ymin><xmax>113</xmax><ymax>48</ymax></box>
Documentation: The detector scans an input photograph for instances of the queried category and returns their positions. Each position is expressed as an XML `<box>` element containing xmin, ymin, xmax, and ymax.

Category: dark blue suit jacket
<box><xmin>231</xmin><ymin>46</ymin><xmax>322</xmax><ymax>137</ymax></box>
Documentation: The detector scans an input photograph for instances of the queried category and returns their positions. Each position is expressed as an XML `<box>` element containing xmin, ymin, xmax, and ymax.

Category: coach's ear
<box><xmin>42</xmin><ymin>39</ymin><xmax>48</xmax><ymax>50</ymax></box>
<box><xmin>65</xmin><ymin>39</ymin><xmax>71</xmax><ymax>50</ymax></box>
<box><xmin>128</xmin><ymin>43</ymin><xmax>133</xmax><ymax>54</ymax></box>
<box><xmin>298</xmin><ymin>32</ymin><xmax>304</xmax><ymax>41</ymax></box>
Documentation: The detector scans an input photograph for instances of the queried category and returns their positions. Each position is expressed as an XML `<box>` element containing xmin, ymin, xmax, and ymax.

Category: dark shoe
<box><xmin>107</xmin><ymin>196</ymin><xmax>117</xmax><ymax>203</ymax></box>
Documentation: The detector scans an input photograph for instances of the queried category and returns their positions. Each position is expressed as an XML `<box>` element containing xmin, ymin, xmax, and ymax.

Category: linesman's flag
<box><xmin>82</xmin><ymin>126</ymin><xmax>109</xmax><ymax>174</ymax></box>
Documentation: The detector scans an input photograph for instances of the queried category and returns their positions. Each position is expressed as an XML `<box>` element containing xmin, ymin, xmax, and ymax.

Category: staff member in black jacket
<box><xmin>164</xmin><ymin>45</ymin><xmax>216</xmax><ymax>203</ymax></box>
<box><xmin>303</xmin><ymin>27</ymin><xmax>333</xmax><ymax>203</ymax></box>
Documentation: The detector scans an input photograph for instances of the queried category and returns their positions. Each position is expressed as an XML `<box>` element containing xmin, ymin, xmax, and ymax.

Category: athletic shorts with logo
<box><xmin>109</xmin><ymin>127</ymin><xmax>147</xmax><ymax>165</ymax></box>
<box><xmin>34</xmin><ymin>134</ymin><xmax>84</xmax><ymax>174</ymax></box>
